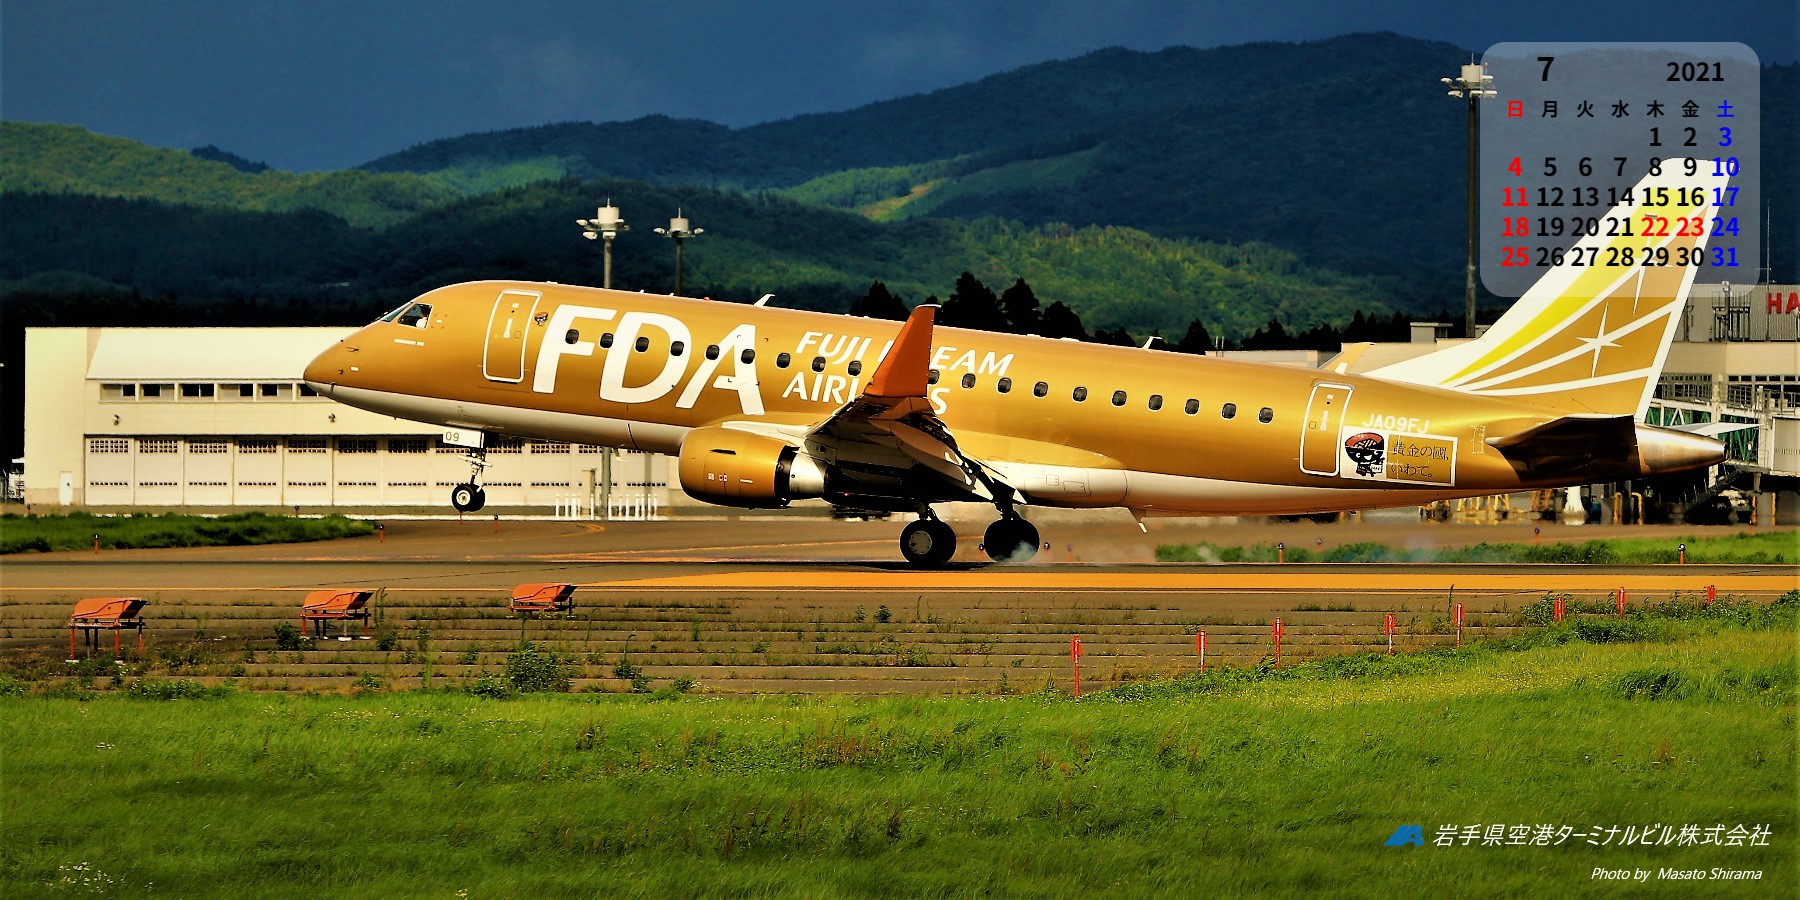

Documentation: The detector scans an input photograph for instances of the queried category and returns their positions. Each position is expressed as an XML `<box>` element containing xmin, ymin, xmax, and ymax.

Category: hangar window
<box><xmin>928</xmin><ymin>369</ymin><xmax>940</xmax><ymax>385</ymax></box>
<box><xmin>1221</xmin><ymin>403</ymin><xmax>1237</xmax><ymax>420</ymax></box>
<box><xmin>997</xmin><ymin>377</ymin><xmax>1012</xmax><ymax>394</ymax></box>
<box><xmin>565</xmin><ymin>329</ymin><xmax>580</xmax><ymax>345</ymax></box>
<box><xmin>634</xmin><ymin>336</ymin><xmax>650</xmax><ymax>353</ymax></box>
<box><xmin>1073</xmin><ymin>386</ymin><xmax>1088</xmax><ymax>402</ymax></box>
<box><xmin>776</xmin><ymin>352</ymin><xmax>790</xmax><ymax>368</ymax></box>
<box><xmin>1258</xmin><ymin>407</ymin><xmax>1274</xmax><ymax>424</ymax></box>
<box><xmin>101</xmin><ymin>383</ymin><xmax>133</xmax><ymax>401</ymax></box>
<box><xmin>288</xmin><ymin>439</ymin><xmax>328</xmax><ymax>453</ymax></box>
<box><xmin>259</xmin><ymin>384</ymin><xmax>284</xmax><ymax>398</ymax></box>
<box><xmin>1184</xmin><ymin>398</ymin><xmax>1199</xmax><ymax>415</ymax></box>
<box><xmin>1111</xmin><ymin>390</ymin><xmax>1127</xmax><ymax>407</ymax></box>
<box><xmin>336</xmin><ymin>439</ymin><xmax>377</xmax><ymax>454</ymax></box>
<box><xmin>848</xmin><ymin>360</ymin><xmax>862</xmax><ymax>377</ymax></box>
<box><xmin>740</xmin><ymin>349</ymin><xmax>755</xmax><ymax>364</ymax></box>
<box><xmin>238</xmin><ymin>439</ymin><xmax>277</xmax><ymax>454</ymax></box>
<box><xmin>706</xmin><ymin>344</ymin><xmax>720</xmax><ymax>360</ymax></box>
<box><xmin>235</xmin><ymin>384</ymin><xmax>256</xmax><ymax>398</ymax></box>
<box><xmin>180</xmin><ymin>383</ymin><xmax>216</xmax><ymax>399</ymax></box>
<box><xmin>529</xmin><ymin>441</ymin><xmax>570</xmax><ymax>453</ymax></box>
<box><xmin>88</xmin><ymin>438</ymin><xmax>130</xmax><ymax>454</ymax></box>
<box><xmin>1148</xmin><ymin>394</ymin><xmax>1163</xmax><ymax>411</ymax></box>
<box><xmin>670</xmin><ymin>340</ymin><xmax>685</xmax><ymax>357</ymax></box>
<box><xmin>1033</xmin><ymin>381</ymin><xmax>1048</xmax><ymax>397</ymax></box>
<box><xmin>599</xmin><ymin>333</ymin><xmax>614</xmax><ymax>348</ymax></box>
<box><xmin>189</xmin><ymin>441</ymin><xmax>229</xmax><ymax>454</ymax></box>
<box><xmin>141</xmin><ymin>384</ymin><xmax>166</xmax><ymax>399</ymax></box>
<box><xmin>122</xmin><ymin>384</ymin><xmax>138</xmax><ymax>398</ymax></box>
<box><xmin>387</xmin><ymin>438</ymin><xmax>428</xmax><ymax>454</ymax></box>
<box><xmin>298</xmin><ymin>384</ymin><xmax>320</xmax><ymax>398</ymax></box>
<box><xmin>490</xmin><ymin>437</ymin><xmax>524</xmax><ymax>454</ymax></box>
<box><xmin>811</xmin><ymin>356</ymin><xmax>826</xmax><ymax>373</ymax></box>
<box><xmin>139</xmin><ymin>439</ymin><xmax>179</xmax><ymax>454</ymax></box>
<box><xmin>961</xmin><ymin>373</ymin><xmax>976</xmax><ymax>389</ymax></box>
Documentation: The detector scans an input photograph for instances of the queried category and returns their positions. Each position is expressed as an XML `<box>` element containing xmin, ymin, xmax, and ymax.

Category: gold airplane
<box><xmin>304</xmin><ymin>162</ymin><xmax>1727</xmax><ymax>565</ymax></box>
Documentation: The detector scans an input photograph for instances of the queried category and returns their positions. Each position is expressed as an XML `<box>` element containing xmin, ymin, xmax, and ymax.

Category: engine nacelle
<box><xmin>677</xmin><ymin>425</ymin><xmax>827</xmax><ymax>508</ymax></box>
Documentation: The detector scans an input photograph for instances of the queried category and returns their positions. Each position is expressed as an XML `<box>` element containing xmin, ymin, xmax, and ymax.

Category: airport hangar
<box><xmin>15</xmin><ymin>284</ymin><xmax>1798</xmax><ymax>523</ymax></box>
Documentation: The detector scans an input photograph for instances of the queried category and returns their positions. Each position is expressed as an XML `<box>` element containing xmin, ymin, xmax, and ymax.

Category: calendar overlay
<box><xmin>1479</xmin><ymin>43</ymin><xmax>1760</xmax><ymax>298</ymax></box>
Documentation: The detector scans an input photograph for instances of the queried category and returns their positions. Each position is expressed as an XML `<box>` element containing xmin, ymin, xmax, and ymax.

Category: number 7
<box><xmin>1538</xmin><ymin>56</ymin><xmax>1555</xmax><ymax>81</ymax></box>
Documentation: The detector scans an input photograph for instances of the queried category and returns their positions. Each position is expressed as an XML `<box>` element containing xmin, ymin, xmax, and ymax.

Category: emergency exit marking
<box><xmin>1479</xmin><ymin>42</ymin><xmax>1760</xmax><ymax>297</ymax></box>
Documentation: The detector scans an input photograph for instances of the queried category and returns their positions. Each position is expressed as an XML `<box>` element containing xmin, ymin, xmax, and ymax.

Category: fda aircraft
<box><xmin>305</xmin><ymin>163</ymin><xmax>1726</xmax><ymax>565</ymax></box>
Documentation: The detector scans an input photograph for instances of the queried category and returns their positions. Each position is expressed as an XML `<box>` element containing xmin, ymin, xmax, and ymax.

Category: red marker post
<box><xmin>1705</xmin><ymin>584</ymin><xmax>1717</xmax><ymax>606</ymax></box>
<box><xmin>1453</xmin><ymin>602</ymin><xmax>1465</xmax><ymax>647</ymax></box>
<box><xmin>1616</xmin><ymin>587</ymin><xmax>1627</xmax><ymax>619</ymax></box>
<box><xmin>1276</xmin><ymin>542</ymin><xmax>1286</xmax><ymax>564</ymax></box>
<box><xmin>1272</xmin><ymin>617</ymin><xmax>1285</xmax><ymax>668</ymax></box>
<box><xmin>1384</xmin><ymin>613</ymin><xmax>1396</xmax><ymax>656</ymax></box>
<box><xmin>1678</xmin><ymin>542</ymin><xmax>1687</xmax><ymax>565</ymax></box>
<box><xmin>1070</xmin><ymin>636</ymin><xmax>1083</xmax><ymax>698</ymax></box>
<box><xmin>1553</xmin><ymin>596</ymin><xmax>1566</xmax><ymax>622</ymax></box>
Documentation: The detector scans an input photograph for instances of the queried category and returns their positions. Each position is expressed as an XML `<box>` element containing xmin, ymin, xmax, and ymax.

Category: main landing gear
<box><xmin>899</xmin><ymin>506</ymin><xmax>1042</xmax><ymax>567</ymax></box>
<box><xmin>450</xmin><ymin>446</ymin><xmax>490</xmax><ymax>512</ymax></box>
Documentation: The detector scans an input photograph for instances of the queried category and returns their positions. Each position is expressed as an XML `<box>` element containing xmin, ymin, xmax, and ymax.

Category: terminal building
<box><xmin>17</xmin><ymin>284</ymin><xmax>1798</xmax><ymax>523</ymax></box>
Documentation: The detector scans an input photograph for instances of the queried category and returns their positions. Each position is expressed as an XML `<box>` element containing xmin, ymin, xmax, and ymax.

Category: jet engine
<box><xmin>677</xmin><ymin>426</ymin><xmax>827</xmax><ymax>508</ymax></box>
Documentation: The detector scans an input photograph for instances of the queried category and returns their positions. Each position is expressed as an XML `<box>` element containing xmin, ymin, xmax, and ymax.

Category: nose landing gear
<box><xmin>450</xmin><ymin>446</ymin><xmax>489</xmax><ymax>512</ymax></box>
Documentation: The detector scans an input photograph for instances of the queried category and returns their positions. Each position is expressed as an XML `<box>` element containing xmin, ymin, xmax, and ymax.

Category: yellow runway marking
<box><xmin>584</xmin><ymin>570</ymin><xmax>1791</xmax><ymax>593</ymax></box>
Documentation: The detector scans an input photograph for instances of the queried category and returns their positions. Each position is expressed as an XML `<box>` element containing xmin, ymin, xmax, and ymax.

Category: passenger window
<box><xmin>740</xmin><ymin>349</ymin><xmax>756</xmax><ymax>364</ymax></box>
<box><xmin>670</xmin><ymin>340</ymin><xmax>685</xmax><ymax>357</ymax></box>
<box><xmin>635</xmin><ymin>336</ymin><xmax>650</xmax><ymax>353</ymax></box>
<box><xmin>1148</xmin><ymin>394</ymin><xmax>1163</xmax><ymax>410</ymax></box>
<box><xmin>599</xmin><ymin>333</ymin><xmax>614</xmax><ymax>349</ymax></box>
<box><xmin>565</xmin><ymin>329</ymin><xmax>580</xmax><ymax>345</ymax></box>
<box><xmin>1221</xmin><ymin>403</ymin><xmax>1237</xmax><ymax>419</ymax></box>
<box><xmin>812</xmin><ymin>356</ymin><xmax>826</xmax><ymax>373</ymax></box>
<box><xmin>1073</xmin><ymin>386</ymin><xmax>1088</xmax><ymax>402</ymax></box>
<box><xmin>848</xmin><ymin>360</ymin><xmax>863</xmax><ymax>376</ymax></box>
<box><xmin>776</xmin><ymin>352</ymin><xmax>790</xmax><ymax>368</ymax></box>
<box><xmin>1033</xmin><ymin>382</ymin><xmax>1049</xmax><ymax>397</ymax></box>
<box><xmin>1111</xmin><ymin>390</ymin><xmax>1127</xmax><ymax>407</ymax></box>
<box><xmin>928</xmin><ymin>369</ymin><xmax>940</xmax><ymax>385</ymax></box>
<box><xmin>1259</xmin><ymin>407</ymin><xmax>1274</xmax><ymax>423</ymax></box>
<box><xmin>1184</xmin><ymin>398</ymin><xmax>1199</xmax><ymax>415</ymax></box>
<box><xmin>961</xmin><ymin>373</ymin><xmax>976</xmax><ymax>389</ymax></box>
<box><xmin>997</xmin><ymin>377</ymin><xmax>1012</xmax><ymax>394</ymax></box>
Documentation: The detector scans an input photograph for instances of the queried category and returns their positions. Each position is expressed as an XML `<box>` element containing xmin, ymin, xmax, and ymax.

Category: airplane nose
<box><xmin>1636</xmin><ymin>426</ymin><xmax>1728</xmax><ymax>474</ymax></box>
<box><xmin>303</xmin><ymin>339</ymin><xmax>348</xmax><ymax>396</ymax></box>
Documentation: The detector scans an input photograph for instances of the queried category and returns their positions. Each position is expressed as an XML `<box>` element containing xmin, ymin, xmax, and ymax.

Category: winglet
<box><xmin>866</xmin><ymin>305</ymin><xmax>936</xmax><ymax>398</ymax></box>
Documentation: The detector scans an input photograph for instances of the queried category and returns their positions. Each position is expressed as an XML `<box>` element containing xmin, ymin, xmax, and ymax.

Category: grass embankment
<box><xmin>0</xmin><ymin>511</ymin><xmax>374</xmax><ymax>554</ymax></box>
<box><xmin>2</xmin><ymin>595</ymin><xmax>1792</xmax><ymax>897</ymax></box>
<box><xmin>1158</xmin><ymin>531</ymin><xmax>1795</xmax><ymax>564</ymax></box>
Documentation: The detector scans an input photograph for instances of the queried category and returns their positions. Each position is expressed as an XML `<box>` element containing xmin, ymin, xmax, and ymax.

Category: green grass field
<box><xmin>0</xmin><ymin>511</ymin><xmax>374</xmax><ymax>554</ymax></box>
<box><xmin>3</xmin><ymin>596</ymin><xmax>1792</xmax><ymax>897</ymax></box>
<box><xmin>1157</xmin><ymin>531</ymin><xmax>1797</xmax><ymax>565</ymax></box>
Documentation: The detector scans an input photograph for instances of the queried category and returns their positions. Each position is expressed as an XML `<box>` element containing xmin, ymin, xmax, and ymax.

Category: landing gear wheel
<box><xmin>983</xmin><ymin>517</ymin><xmax>1040</xmax><ymax>563</ymax></box>
<box><xmin>451</xmin><ymin>483</ymin><xmax>486</xmax><ymax>512</ymax></box>
<box><xmin>900</xmin><ymin>519</ymin><xmax>957</xmax><ymax>567</ymax></box>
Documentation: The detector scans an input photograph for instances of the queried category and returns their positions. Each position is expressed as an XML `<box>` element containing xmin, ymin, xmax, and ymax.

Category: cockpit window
<box><xmin>391</xmin><ymin>302</ymin><xmax>432</xmax><ymax>328</ymax></box>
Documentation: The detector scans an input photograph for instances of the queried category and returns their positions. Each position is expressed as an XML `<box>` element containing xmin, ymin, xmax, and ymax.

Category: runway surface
<box><xmin>4</xmin><ymin>516</ymin><xmax>1791</xmax><ymax>693</ymax></box>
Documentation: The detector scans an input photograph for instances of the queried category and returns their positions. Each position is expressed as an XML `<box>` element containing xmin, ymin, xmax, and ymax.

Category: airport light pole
<box><xmin>1443</xmin><ymin>62</ymin><xmax>1495</xmax><ymax>338</ymax></box>
<box><xmin>577</xmin><ymin>201</ymin><xmax>628</xmax><ymax>289</ymax></box>
<box><xmin>653</xmin><ymin>210</ymin><xmax>702</xmax><ymax>295</ymax></box>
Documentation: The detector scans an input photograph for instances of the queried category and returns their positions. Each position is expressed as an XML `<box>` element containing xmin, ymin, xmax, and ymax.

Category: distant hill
<box><xmin>189</xmin><ymin>145</ymin><xmax>269</xmax><ymax>174</ymax></box>
<box><xmin>0</xmin><ymin>122</ymin><xmax>458</xmax><ymax>228</ymax></box>
<box><xmin>0</xmin><ymin>179</ymin><xmax>1395</xmax><ymax>342</ymax></box>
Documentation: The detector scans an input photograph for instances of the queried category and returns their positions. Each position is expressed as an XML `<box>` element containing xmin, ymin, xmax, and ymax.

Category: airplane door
<box><xmin>483</xmin><ymin>290</ymin><xmax>541</xmax><ymax>383</ymax></box>
<box><xmin>1300</xmin><ymin>382</ymin><xmax>1353</xmax><ymax>476</ymax></box>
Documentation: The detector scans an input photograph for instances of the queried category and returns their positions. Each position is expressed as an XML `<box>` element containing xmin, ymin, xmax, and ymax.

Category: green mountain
<box><xmin>0</xmin><ymin>122</ymin><xmax>459</xmax><ymax>229</ymax></box>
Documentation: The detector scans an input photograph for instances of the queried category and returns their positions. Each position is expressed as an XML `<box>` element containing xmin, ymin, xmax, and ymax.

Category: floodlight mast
<box><xmin>1443</xmin><ymin>61</ymin><xmax>1496</xmax><ymax>338</ymax></box>
<box><xmin>576</xmin><ymin>201</ymin><xmax>628</xmax><ymax>289</ymax></box>
<box><xmin>652</xmin><ymin>210</ymin><xmax>703</xmax><ymax>296</ymax></box>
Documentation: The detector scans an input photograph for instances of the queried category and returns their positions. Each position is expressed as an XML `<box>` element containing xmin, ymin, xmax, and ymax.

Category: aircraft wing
<box><xmin>803</xmin><ymin>305</ymin><xmax>1005</xmax><ymax>503</ymax></box>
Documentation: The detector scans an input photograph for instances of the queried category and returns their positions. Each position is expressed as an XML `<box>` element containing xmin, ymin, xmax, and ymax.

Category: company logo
<box><xmin>1385</xmin><ymin>825</ymin><xmax>1425</xmax><ymax>847</ymax></box>
<box><xmin>1344</xmin><ymin>431</ymin><xmax>1386</xmax><ymax>477</ymax></box>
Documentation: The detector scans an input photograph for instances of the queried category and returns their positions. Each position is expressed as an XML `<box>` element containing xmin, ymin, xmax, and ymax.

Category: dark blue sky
<box><xmin>3</xmin><ymin>0</ymin><xmax>1793</xmax><ymax>171</ymax></box>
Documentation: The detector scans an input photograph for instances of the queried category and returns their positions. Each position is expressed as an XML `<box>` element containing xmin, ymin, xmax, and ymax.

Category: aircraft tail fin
<box><xmin>1367</xmin><ymin>160</ymin><xmax>1722</xmax><ymax>417</ymax></box>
